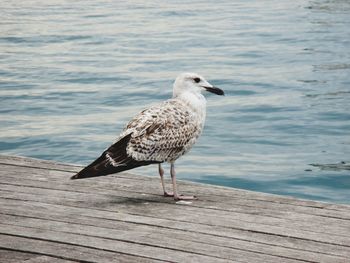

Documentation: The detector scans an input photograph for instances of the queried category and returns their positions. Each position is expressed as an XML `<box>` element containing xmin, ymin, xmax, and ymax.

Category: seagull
<box><xmin>71</xmin><ymin>73</ymin><xmax>224</xmax><ymax>200</ymax></box>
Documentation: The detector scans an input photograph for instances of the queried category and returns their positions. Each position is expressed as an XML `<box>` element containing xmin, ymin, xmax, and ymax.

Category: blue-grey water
<box><xmin>1</xmin><ymin>0</ymin><xmax>350</xmax><ymax>204</ymax></box>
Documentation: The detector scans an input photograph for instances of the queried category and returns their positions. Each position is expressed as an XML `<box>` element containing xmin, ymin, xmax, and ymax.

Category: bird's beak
<box><xmin>203</xmin><ymin>86</ymin><xmax>225</xmax><ymax>96</ymax></box>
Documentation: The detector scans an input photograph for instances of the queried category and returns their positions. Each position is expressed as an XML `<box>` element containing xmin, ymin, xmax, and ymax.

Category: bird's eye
<box><xmin>193</xmin><ymin>77</ymin><xmax>201</xmax><ymax>83</ymax></box>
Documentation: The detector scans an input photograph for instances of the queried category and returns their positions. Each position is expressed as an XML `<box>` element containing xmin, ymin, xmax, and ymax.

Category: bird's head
<box><xmin>173</xmin><ymin>72</ymin><xmax>224</xmax><ymax>98</ymax></box>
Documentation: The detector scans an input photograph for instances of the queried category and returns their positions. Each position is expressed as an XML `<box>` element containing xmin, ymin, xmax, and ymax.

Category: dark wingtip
<box><xmin>70</xmin><ymin>168</ymin><xmax>94</xmax><ymax>180</ymax></box>
<box><xmin>70</xmin><ymin>174</ymin><xmax>79</xmax><ymax>180</ymax></box>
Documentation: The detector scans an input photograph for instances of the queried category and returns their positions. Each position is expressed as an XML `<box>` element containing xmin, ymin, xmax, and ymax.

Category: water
<box><xmin>1</xmin><ymin>0</ymin><xmax>350</xmax><ymax>204</ymax></box>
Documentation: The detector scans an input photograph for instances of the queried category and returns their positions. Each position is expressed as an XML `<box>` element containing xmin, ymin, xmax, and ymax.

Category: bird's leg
<box><xmin>159</xmin><ymin>164</ymin><xmax>173</xmax><ymax>197</ymax></box>
<box><xmin>170</xmin><ymin>163</ymin><xmax>196</xmax><ymax>201</ymax></box>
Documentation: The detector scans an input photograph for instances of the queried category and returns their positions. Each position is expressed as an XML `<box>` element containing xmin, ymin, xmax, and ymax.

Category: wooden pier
<box><xmin>0</xmin><ymin>155</ymin><xmax>349</xmax><ymax>262</ymax></box>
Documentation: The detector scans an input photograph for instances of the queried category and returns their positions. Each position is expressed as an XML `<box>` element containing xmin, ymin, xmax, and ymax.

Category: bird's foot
<box><xmin>174</xmin><ymin>195</ymin><xmax>197</xmax><ymax>201</ymax></box>
<box><xmin>163</xmin><ymin>191</ymin><xmax>174</xmax><ymax>197</ymax></box>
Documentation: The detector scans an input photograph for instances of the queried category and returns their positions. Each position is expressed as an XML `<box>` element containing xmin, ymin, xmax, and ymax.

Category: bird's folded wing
<box><xmin>124</xmin><ymin>100</ymin><xmax>202</xmax><ymax>162</ymax></box>
<box><xmin>71</xmin><ymin>133</ymin><xmax>160</xmax><ymax>179</ymax></box>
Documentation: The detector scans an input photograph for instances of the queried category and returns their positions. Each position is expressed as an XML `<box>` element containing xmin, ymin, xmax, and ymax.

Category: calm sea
<box><xmin>1</xmin><ymin>0</ymin><xmax>349</xmax><ymax>203</ymax></box>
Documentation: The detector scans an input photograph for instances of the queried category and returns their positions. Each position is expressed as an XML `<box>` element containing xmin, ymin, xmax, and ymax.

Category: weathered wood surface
<box><xmin>0</xmin><ymin>155</ymin><xmax>349</xmax><ymax>263</ymax></box>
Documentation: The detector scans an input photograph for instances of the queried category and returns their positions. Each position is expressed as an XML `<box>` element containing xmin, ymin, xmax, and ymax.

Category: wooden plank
<box><xmin>0</xmin><ymin>195</ymin><xmax>349</xmax><ymax>262</ymax></box>
<box><xmin>0</xmin><ymin>248</ymin><xmax>78</xmax><ymax>263</ymax></box>
<box><xmin>1</xmin><ymin>178</ymin><xmax>350</xmax><ymax>239</ymax></box>
<box><xmin>1</xmin><ymin>198</ymin><xmax>348</xmax><ymax>259</ymax></box>
<box><xmin>1</xmin><ymin>192</ymin><xmax>349</xmax><ymax>260</ymax></box>
<box><xmin>1</xmin><ymin>159</ymin><xmax>350</xmax><ymax>219</ymax></box>
<box><xmin>0</xmin><ymin>225</ymin><xmax>241</xmax><ymax>263</ymax></box>
<box><xmin>2</xmin><ymin>166</ymin><xmax>350</xmax><ymax>222</ymax></box>
<box><xmin>0</xmin><ymin>155</ymin><xmax>80</xmax><ymax>172</ymax></box>
<box><xmin>0</xmin><ymin>234</ymin><xmax>158</xmax><ymax>263</ymax></box>
<box><xmin>2</xmin><ymin>222</ymin><xmax>312</xmax><ymax>263</ymax></box>
<box><xmin>0</xmin><ymin>169</ymin><xmax>346</xmax><ymax>248</ymax></box>
<box><xmin>0</xmin><ymin>248</ymin><xmax>43</xmax><ymax>263</ymax></box>
<box><xmin>19</xmin><ymin>255</ymin><xmax>78</xmax><ymax>263</ymax></box>
<box><xmin>1</xmin><ymin>154</ymin><xmax>349</xmax><ymax>211</ymax></box>
<box><xmin>1</xmin><ymin>155</ymin><xmax>350</xmax><ymax>263</ymax></box>
<box><xmin>0</xmin><ymin>209</ymin><xmax>347</xmax><ymax>263</ymax></box>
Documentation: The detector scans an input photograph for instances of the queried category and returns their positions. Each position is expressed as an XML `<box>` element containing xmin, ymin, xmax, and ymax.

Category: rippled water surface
<box><xmin>1</xmin><ymin>0</ymin><xmax>350</xmax><ymax>203</ymax></box>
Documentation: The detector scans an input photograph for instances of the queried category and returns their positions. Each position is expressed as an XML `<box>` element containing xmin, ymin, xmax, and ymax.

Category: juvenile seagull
<box><xmin>71</xmin><ymin>73</ymin><xmax>224</xmax><ymax>200</ymax></box>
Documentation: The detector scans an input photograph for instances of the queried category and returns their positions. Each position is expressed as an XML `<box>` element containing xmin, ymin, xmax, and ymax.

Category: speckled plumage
<box><xmin>71</xmin><ymin>72</ymin><xmax>224</xmax><ymax>200</ymax></box>
<box><xmin>118</xmin><ymin>98</ymin><xmax>203</xmax><ymax>163</ymax></box>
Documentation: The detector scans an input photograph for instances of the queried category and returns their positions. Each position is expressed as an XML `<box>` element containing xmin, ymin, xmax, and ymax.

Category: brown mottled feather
<box><xmin>124</xmin><ymin>99</ymin><xmax>202</xmax><ymax>163</ymax></box>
